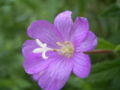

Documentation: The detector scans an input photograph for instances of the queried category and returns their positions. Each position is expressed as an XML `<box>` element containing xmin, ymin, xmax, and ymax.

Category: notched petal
<box><xmin>71</xmin><ymin>17</ymin><xmax>89</xmax><ymax>44</ymax></box>
<box><xmin>76</xmin><ymin>31</ymin><xmax>97</xmax><ymax>52</ymax></box>
<box><xmin>54</xmin><ymin>10</ymin><xmax>73</xmax><ymax>40</ymax></box>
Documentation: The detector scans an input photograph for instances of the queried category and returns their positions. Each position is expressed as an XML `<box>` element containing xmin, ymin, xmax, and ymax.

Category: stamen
<box><xmin>33</xmin><ymin>39</ymin><xmax>53</xmax><ymax>59</ymax></box>
<box><xmin>56</xmin><ymin>41</ymin><xmax>74</xmax><ymax>57</ymax></box>
<box><xmin>64</xmin><ymin>41</ymin><xmax>70</xmax><ymax>44</ymax></box>
<box><xmin>56</xmin><ymin>42</ymin><xmax>63</xmax><ymax>46</ymax></box>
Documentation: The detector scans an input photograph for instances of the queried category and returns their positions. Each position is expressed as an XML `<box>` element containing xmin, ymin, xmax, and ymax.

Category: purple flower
<box><xmin>22</xmin><ymin>11</ymin><xmax>97</xmax><ymax>90</ymax></box>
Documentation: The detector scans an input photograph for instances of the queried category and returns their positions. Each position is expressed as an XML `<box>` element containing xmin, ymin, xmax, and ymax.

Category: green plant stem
<box><xmin>84</xmin><ymin>49</ymin><xmax>113</xmax><ymax>54</ymax></box>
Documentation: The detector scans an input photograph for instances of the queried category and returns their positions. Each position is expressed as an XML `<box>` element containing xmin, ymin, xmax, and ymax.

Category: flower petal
<box><xmin>38</xmin><ymin>56</ymin><xmax>73</xmax><ymax>90</ymax></box>
<box><xmin>73</xmin><ymin>53</ymin><xmax>91</xmax><ymax>78</ymax></box>
<box><xmin>54</xmin><ymin>11</ymin><xmax>73</xmax><ymax>40</ymax></box>
<box><xmin>33</xmin><ymin>73</ymin><xmax>40</xmax><ymax>80</ymax></box>
<box><xmin>22</xmin><ymin>40</ymin><xmax>39</xmax><ymax>57</ymax></box>
<box><xmin>76</xmin><ymin>31</ymin><xmax>97</xmax><ymax>52</ymax></box>
<box><xmin>23</xmin><ymin>57</ymin><xmax>44</xmax><ymax>74</ymax></box>
<box><xmin>71</xmin><ymin>17</ymin><xmax>89</xmax><ymax>44</ymax></box>
<box><xmin>23</xmin><ymin>52</ymin><xmax>56</xmax><ymax>74</ymax></box>
<box><xmin>22</xmin><ymin>40</ymin><xmax>54</xmax><ymax>74</ymax></box>
<box><xmin>27</xmin><ymin>20</ymin><xmax>61</xmax><ymax>48</ymax></box>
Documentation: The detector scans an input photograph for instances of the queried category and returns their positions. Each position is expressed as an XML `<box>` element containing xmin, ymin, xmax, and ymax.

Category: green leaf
<box><xmin>86</xmin><ymin>59</ymin><xmax>120</xmax><ymax>83</ymax></box>
<box><xmin>87</xmin><ymin>67</ymin><xmax>120</xmax><ymax>83</ymax></box>
<box><xmin>101</xmin><ymin>4</ymin><xmax>120</xmax><ymax>17</ymax></box>
<box><xmin>114</xmin><ymin>44</ymin><xmax>120</xmax><ymax>56</ymax></box>
<box><xmin>0</xmin><ymin>78</ymin><xmax>31</xmax><ymax>89</ymax></box>
<box><xmin>91</xmin><ymin>58</ymin><xmax>120</xmax><ymax>74</ymax></box>
<box><xmin>114</xmin><ymin>44</ymin><xmax>120</xmax><ymax>52</ymax></box>
<box><xmin>97</xmin><ymin>38</ymin><xmax>115</xmax><ymax>50</ymax></box>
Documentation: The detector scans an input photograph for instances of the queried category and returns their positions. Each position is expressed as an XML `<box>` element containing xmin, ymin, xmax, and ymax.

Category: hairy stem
<box><xmin>84</xmin><ymin>49</ymin><xmax>113</xmax><ymax>54</ymax></box>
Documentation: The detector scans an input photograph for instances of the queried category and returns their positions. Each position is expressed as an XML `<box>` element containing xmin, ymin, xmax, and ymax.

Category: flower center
<box><xmin>33</xmin><ymin>39</ymin><xmax>74</xmax><ymax>59</ymax></box>
<box><xmin>56</xmin><ymin>41</ymin><xmax>74</xmax><ymax>57</ymax></box>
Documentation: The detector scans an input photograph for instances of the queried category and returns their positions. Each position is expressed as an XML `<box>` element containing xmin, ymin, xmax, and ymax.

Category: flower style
<box><xmin>22</xmin><ymin>11</ymin><xmax>97</xmax><ymax>90</ymax></box>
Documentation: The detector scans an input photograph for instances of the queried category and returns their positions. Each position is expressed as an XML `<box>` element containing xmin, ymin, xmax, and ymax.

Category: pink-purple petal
<box><xmin>54</xmin><ymin>11</ymin><xmax>73</xmax><ymax>40</ymax></box>
<box><xmin>38</xmin><ymin>56</ymin><xmax>73</xmax><ymax>90</ymax></box>
<box><xmin>22</xmin><ymin>40</ymin><xmax>39</xmax><ymax>57</ymax></box>
<box><xmin>23</xmin><ymin>57</ymin><xmax>44</xmax><ymax>74</ymax></box>
<box><xmin>73</xmin><ymin>53</ymin><xmax>91</xmax><ymax>78</ymax></box>
<box><xmin>27</xmin><ymin>20</ymin><xmax>61</xmax><ymax>48</ymax></box>
<box><xmin>23</xmin><ymin>53</ymin><xmax>55</xmax><ymax>74</ymax></box>
<box><xmin>22</xmin><ymin>40</ymin><xmax>52</xmax><ymax>74</ymax></box>
<box><xmin>71</xmin><ymin>17</ymin><xmax>89</xmax><ymax>44</ymax></box>
<box><xmin>76</xmin><ymin>31</ymin><xmax>97</xmax><ymax>52</ymax></box>
<box><xmin>32</xmin><ymin>73</ymin><xmax>40</xmax><ymax>80</ymax></box>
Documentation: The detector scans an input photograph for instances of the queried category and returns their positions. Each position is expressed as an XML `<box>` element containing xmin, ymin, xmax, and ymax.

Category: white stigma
<box><xmin>33</xmin><ymin>39</ymin><xmax>53</xmax><ymax>59</ymax></box>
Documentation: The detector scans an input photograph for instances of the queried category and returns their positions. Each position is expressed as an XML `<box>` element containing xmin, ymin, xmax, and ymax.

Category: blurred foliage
<box><xmin>0</xmin><ymin>0</ymin><xmax>120</xmax><ymax>90</ymax></box>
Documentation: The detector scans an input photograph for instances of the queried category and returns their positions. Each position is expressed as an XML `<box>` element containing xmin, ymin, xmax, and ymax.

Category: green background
<box><xmin>0</xmin><ymin>0</ymin><xmax>120</xmax><ymax>90</ymax></box>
